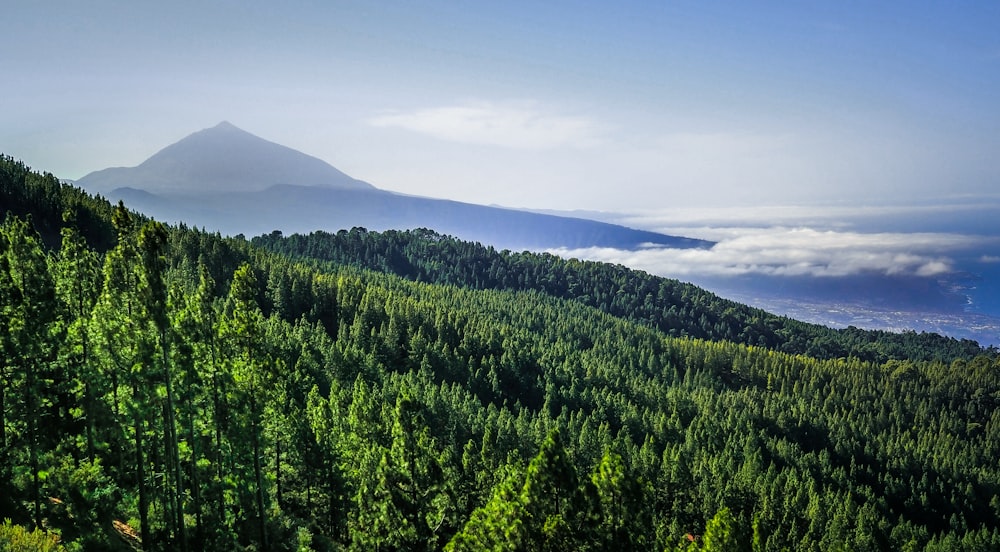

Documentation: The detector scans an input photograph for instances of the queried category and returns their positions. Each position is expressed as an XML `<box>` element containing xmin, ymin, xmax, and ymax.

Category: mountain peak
<box><xmin>77</xmin><ymin>123</ymin><xmax>375</xmax><ymax>195</ymax></box>
<box><xmin>205</xmin><ymin>121</ymin><xmax>251</xmax><ymax>135</ymax></box>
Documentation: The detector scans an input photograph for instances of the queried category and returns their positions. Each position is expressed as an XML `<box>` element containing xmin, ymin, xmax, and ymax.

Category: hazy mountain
<box><xmin>77</xmin><ymin>121</ymin><xmax>374</xmax><ymax>195</ymax></box>
<box><xmin>76</xmin><ymin>123</ymin><xmax>711</xmax><ymax>251</ymax></box>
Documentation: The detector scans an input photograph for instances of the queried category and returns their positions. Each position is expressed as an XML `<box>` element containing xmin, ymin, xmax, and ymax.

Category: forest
<box><xmin>251</xmin><ymin>228</ymin><xmax>986</xmax><ymax>364</ymax></box>
<box><xmin>3</xmin><ymin>153</ymin><xmax>1000</xmax><ymax>551</ymax></box>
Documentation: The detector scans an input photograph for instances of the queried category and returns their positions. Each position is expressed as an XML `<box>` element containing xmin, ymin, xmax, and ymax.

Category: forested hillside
<box><xmin>3</xmin><ymin>154</ymin><xmax>1000</xmax><ymax>551</ymax></box>
<box><xmin>251</xmin><ymin>228</ymin><xmax>985</xmax><ymax>363</ymax></box>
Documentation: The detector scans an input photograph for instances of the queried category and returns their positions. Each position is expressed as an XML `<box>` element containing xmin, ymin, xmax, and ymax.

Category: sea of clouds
<box><xmin>556</xmin><ymin>202</ymin><xmax>1000</xmax><ymax>280</ymax></box>
<box><xmin>546</xmin><ymin>202</ymin><xmax>1000</xmax><ymax>345</ymax></box>
<box><xmin>550</xmin><ymin>226</ymin><xmax>978</xmax><ymax>279</ymax></box>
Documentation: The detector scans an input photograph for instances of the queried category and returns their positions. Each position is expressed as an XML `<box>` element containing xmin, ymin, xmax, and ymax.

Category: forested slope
<box><xmin>0</xmin><ymin>155</ymin><xmax>119</xmax><ymax>251</ymax></box>
<box><xmin>251</xmin><ymin>228</ymin><xmax>985</xmax><ymax>363</ymax></box>
<box><xmin>2</xmin><ymin>154</ymin><xmax>1000</xmax><ymax>551</ymax></box>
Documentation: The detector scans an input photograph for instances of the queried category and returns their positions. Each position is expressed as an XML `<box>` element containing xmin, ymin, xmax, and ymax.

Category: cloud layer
<box><xmin>549</xmin><ymin>226</ymin><xmax>991</xmax><ymax>279</ymax></box>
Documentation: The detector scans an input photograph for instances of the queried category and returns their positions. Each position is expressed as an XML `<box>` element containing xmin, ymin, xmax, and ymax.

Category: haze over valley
<box><xmin>8</xmin><ymin>2</ymin><xmax>999</xmax><ymax>345</ymax></box>
<box><xmin>559</xmin><ymin>204</ymin><xmax>1000</xmax><ymax>345</ymax></box>
<box><xmin>3</xmin><ymin>2</ymin><xmax>997</xmax><ymax>347</ymax></box>
<box><xmin>75</xmin><ymin>122</ymin><xmax>709</xmax><ymax>252</ymax></box>
<box><xmin>65</xmin><ymin>120</ymin><xmax>1000</xmax><ymax>346</ymax></box>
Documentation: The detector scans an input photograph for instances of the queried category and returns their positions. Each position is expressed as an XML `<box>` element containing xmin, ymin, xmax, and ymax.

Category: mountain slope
<box><xmin>3</xmin><ymin>153</ymin><xmax>1000</xmax><ymax>551</ymax></box>
<box><xmin>0</xmin><ymin>153</ymin><xmax>983</xmax><ymax>363</ymax></box>
<box><xmin>74</xmin><ymin>123</ymin><xmax>711</xmax><ymax>251</ymax></box>
<box><xmin>252</xmin><ymin>227</ymin><xmax>986</xmax><ymax>363</ymax></box>
<box><xmin>116</xmin><ymin>184</ymin><xmax>709</xmax><ymax>250</ymax></box>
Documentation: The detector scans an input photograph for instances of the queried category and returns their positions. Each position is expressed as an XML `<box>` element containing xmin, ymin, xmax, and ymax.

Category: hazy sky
<box><xmin>4</xmin><ymin>1</ymin><xmax>1000</xmax><ymax>211</ymax></box>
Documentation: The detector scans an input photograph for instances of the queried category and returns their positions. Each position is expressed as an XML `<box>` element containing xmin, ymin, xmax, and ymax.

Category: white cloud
<box><xmin>368</xmin><ymin>101</ymin><xmax>601</xmax><ymax>149</ymax></box>
<box><xmin>915</xmin><ymin>261</ymin><xmax>952</xmax><ymax>277</ymax></box>
<box><xmin>605</xmin><ymin>203</ymin><xmax>988</xmax><ymax>235</ymax></box>
<box><xmin>548</xmin><ymin>226</ymin><xmax>989</xmax><ymax>279</ymax></box>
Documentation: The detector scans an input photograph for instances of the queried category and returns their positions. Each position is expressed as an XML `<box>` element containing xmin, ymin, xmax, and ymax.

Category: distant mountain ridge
<box><xmin>74</xmin><ymin>122</ymin><xmax>711</xmax><ymax>251</ymax></box>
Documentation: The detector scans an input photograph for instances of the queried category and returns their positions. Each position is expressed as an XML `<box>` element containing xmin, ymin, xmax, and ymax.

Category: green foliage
<box><xmin>252</xmin><ymin>227</ymin><xmax>986</xmax><ymax>363</ymax></box>
<box><xmin>3</xmin><ymin>154</ymin><xmax>1000</xmax><ymax>551</ymax></box>
<box><xmin>0</xmin><ymin>519</ymin><xmax>65</xmax><ymax>552</ymax></box>
<box><xmin>0</xmin><ymin>155</ymin><xmax>116</xmax><ymax>251</ymax></box>
<box><xmin>445</xmin><ymin>464</ymin><xmax>527</xmax><ymax>552</ymax></box>
<box><xmin>700</xmin><ymin>507</ymin><xmax>742</xmax><ymax>551</ymax></box>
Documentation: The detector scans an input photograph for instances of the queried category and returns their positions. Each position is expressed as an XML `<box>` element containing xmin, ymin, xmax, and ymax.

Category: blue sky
<box><xmin>4</xmin><ymin>1</ymin><xmax>1000</xmax><ymax>211</ymax></box>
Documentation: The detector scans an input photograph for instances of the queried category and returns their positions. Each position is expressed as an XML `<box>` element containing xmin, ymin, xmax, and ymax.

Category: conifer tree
<box><xmin>1</xmin><ymin>215</ymin><xmax>59</xmax><ymax>530</ymax></box>
<box><xmin>54</xmin><ymin>211</ymin><xmax>102</xmax><ymax>461</ymax></box>
<box><xmin>220</xmin><ymin>263</ymin><xmax>270</xmax><ymax>549</ymax></box>
<box><xmin>0</xmin><ymin>223</ymin><xmax>17</xmax><ymax>463</ymax></box>
<box><xmin>92</xmin><ymin>204</ymin><xmax>156</xmax><ymax>549</ymax></box>
<box><xmin>138</xmin><ymin>220</ymin><xmax>188</xmax><ymax>551</ymax></box>
<box><xmin>701</xmin><ymin>507</ymin><xmax>742</xmax><ymax>551</ymax></box>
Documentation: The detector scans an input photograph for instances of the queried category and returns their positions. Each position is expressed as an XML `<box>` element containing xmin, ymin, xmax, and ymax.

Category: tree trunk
<box><xmin>162</xmin><ymin>334</ymin><xmax>187</xmax><ymax>552</ymax></box>
<box><xmin>82</xmin><ymin>328</ymin><xmax>95</xmax><ymax>462</ymax></box>
<box><xmin>112</xmin><ymin>371</ymin><xmax>120</xmax><ymax>421</ymax></box>
<box><xmin>251</xmin><ymin>391</ymin><xmax>268</xmax><ymax>550</ymax></box>
<box><xmin>189</xmin><ymin>409</ymin><xmax>203</xmax><ymax>542</ymax></box>
<box><xmin>211</xmin><ymin>369</ymin><xmax>226</xmax><ymax>527</ymax></box>
<box><xmin>0</xmin><ymin>373</ymin><xmax>6</xmax><ymax>452</ymax></box>
<box><xmin>136</xmin><ymin>406</ymin><xmax>150</xmax><ymax>551</ymax></box>
<box><xmin>84</xmin><ymin>379</ymin><xmax>95</xmax><ymax>461</ymax></box>
<box><xmin>275</xmin><ymin>434</ymin><xmax>282</xmax><ymax>510</ymax></box>
<box><xmin>29</xmin><ymin>380</ymin><xmax>41</xmax><ymax>531</ymax></box>
<box><xmin>329</xmin><ymin>463</ymin><xmax>337</xmax><ymax>540</ymax></box>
